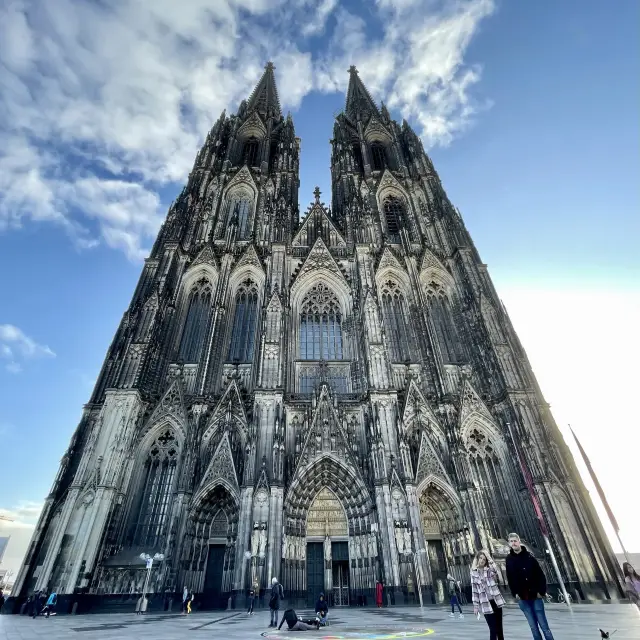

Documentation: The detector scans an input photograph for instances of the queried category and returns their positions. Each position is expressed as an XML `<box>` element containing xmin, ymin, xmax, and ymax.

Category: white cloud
<box><xmin>0</xmin><ymin>0</ymin><xmax>493</xmax><ymax>260</ymax></box>
<box><xmin>0</xmin><ymin>324</ymin><xmax>55</xmax><ymax>373</ymax></box>
<box><xmin>499</xmin><ymin>284</ymin><xmax>640</xmax><ymax>552</ymax></box>
<box><xmin>0</xmin><ymin>501</ymin><xmax>43</xmax><ymax>579</ymax></box>
<box><xmin>315</xmin><ymin>0</ymin><xmax>494</xmax><ymax>145</ymax></box>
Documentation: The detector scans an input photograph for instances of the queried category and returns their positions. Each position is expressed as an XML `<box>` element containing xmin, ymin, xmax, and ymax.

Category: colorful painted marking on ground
<box><xmin>261</xmin><ymin>628</ymin><xmax>435</xmax><ymax>639</ymax></box>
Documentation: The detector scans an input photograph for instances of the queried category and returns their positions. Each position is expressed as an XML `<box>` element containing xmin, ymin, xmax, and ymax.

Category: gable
<box><xmin>415</xmin><ymin>431</ymin><xmax>449</xmax><ymax>486</ymax></box>
<box><xmin>291</xmin><ymin>237</ymin><xmax>348</xmax><ymax>288</ymax></box>
<box><xmin>197</xmin><ymin>431</ymin><xmax>239</xmax><ymax>495</ymax></box>
<box><xmin>293</xmin><ymin>203</ymin><xmax>346</xmax><ymax>248</ymax></box>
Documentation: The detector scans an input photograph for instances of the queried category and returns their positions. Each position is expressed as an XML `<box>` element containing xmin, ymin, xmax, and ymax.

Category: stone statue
<box><xmin>251</xmin><ymin>522</ymin><xmax>260</xmax><ymax>557</ymax></box>
<box><xmin>394</xmin><ymin>527</ymin><xmax>404</xmax><ymax>555</ymax></box>
<box><xmin>368</xmin><ymin>533</ymin><xmax>377</xmax><ymax>558</ymax></box>
<box><xmin>403</xmin><ymin>528</ymin><xmax>412</xmax><ymax>555</ymax></box>
<box><xmin>282</xmin><ymin>534</ymin><xmax>288</xmax><ymax>559</ymax></box>
<box><xmin>324</xmin><ymin>535</ymin><xmax>332</xmax><ymax>562</ymax></box>
<box><xmin>258</xmin><ymin>523</ymin><xmax>267</xmax><ymax>557</ymax></box>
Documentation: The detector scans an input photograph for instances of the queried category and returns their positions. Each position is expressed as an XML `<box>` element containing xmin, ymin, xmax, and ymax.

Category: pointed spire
<box><xmin>246</xmin><ymin>61</ymin><xmax>282</xmax><ymax>119</ymax></box>
<box><xmin>345</xmin><ymin>65</ymin><xmax>379</xmax><ymax>122</ymax></box>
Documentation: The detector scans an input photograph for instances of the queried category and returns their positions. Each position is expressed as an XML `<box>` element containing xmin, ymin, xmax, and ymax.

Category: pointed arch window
<box><xmin>228</xmin><ymin>280</ymin><xmax>259</xmax><ymax>362</ymax></box>
<box><xmin>352</xmin><ymin>143</ymin><xmax>363</xmax><ymax>172</ymax></box>
<box><xmin>383</xmin><ymin>196</ymin><xmax>405</xmax><ymax>242</ymax></box>
<box><xmin>243</xmin><ymin>137</ymin><xmax>260</xmax><ymax>167</ymax></box>
<box><xmin>132</xmin><ymin>428</ymin><xmax>179</xmax><ymax>547</ymax></box>
<box><xmin>371</xmin><ymin>142</ymin><xmax>387</xmax><ymax>171</ymax></box>
<box><xmin>300</xmin><ymin>283</ymin><xmax>344</xmax><ymax>360</ymax></box>
<box><xmin>228</xmin><ymin>196</ymin><xmax>251</xmax><ymax>239</ymax></box>
<box><xmin>465</xmin><ymin>428</ymin><xmax>515</xmax><ymax>538</ymax></box>
<box><xmin>427</xmin><ymin>290</ymin><xmax>462</xmax><ymax>364</ymax></box>
<box><xmin>380</xmin><ymin>280</ymin><xmax>412</xmax><ymax>362</ymax></box>
<box><xmin>179</xmin><ymin>279</ymin><xmax>212</xmax><ymax>362</ymax></box>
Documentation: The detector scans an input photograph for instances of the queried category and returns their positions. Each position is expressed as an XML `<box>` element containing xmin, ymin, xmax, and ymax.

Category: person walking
<box><xmin>622</xmin><ymin>562</ymin><xmax>640</xmax><ymax>608</ymax></box>
<box><xmin>447</xmin><ymin>573</ymin><xmax>464</xmax><ymax>618</ymax></box>
<box><xmin>186</xmin><ymin>590</ymin><xmax>194</xmax><ymax>614</ymax></box>
<box><xmin>505</xmin><ymin>533</ymin><xmax>554</xmax><ymax>640</ymax></box>
<box><xmin>471</xmin><ymin>550</ymin><xmax>505</xmax><ymax>640</ymax></box>
<box><xmin>268</xmin><ymin>576</ymin><xmax>284</xmax><ymax>628</ymax></box>
<box><xmin>42</xmin><ymin>592</ymin><xmax>57</xmax><ymax>617</ymax></box>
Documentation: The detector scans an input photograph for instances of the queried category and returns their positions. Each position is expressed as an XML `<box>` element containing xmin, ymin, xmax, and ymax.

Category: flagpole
<box><xmin>569</xmin><ymin>425</ymin><xmax>630</xmax><ymax>564</ymax></box>
<box><xmin>506</xmin><ymin>422</ymin><xmax>571</xmax><ymax>607</ymax></box>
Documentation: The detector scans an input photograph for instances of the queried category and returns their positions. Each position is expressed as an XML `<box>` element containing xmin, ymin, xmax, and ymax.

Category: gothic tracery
<box><xmin>16</xmin><ymin>62</ymin><xmax>621</xmax><ymax>612</ymax></box>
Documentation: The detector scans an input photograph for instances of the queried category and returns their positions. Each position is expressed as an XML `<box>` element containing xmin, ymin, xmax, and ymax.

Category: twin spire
<box><xmin>243</xmin><ymin>62</ymin><xmax>378</xmax><ymax>122</ymax></box>
<box><xmin>246</xmin><ymin>61</ymin><xmax>282</xmax><ymax>119</ymax></box>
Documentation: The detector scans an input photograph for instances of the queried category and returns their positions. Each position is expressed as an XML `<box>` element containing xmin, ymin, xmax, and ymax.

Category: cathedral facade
<box><xmin>13</xmin><ymin>63</ymin><xmax>622</xmax><ymax>609</ymax></box>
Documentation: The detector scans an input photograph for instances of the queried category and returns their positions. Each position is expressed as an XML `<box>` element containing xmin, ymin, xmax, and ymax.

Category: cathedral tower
<box><xmin>12</xmin><ymin>64</ymin><xmax>622</xmax><ymax>610</ymax></box>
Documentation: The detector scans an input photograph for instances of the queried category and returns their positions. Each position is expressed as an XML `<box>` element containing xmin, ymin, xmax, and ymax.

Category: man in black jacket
<box><xmin>505</xmin><ymin>533</ymin><xmax>555</xmax><ymax>640</ymax></box>
<box><xmin>315</xmin><ymin>592</ymin><xmax>329</xmax><ymax>626</ymax></box>
<box><xmin>278</xmin><ymin>608</ymin><xmax>319</xmax><ymax>631</ymax></box>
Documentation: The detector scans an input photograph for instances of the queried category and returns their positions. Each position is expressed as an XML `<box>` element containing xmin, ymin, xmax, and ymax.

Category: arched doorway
<box><xmin>418</xmin><ymin>479</ymin><xmax>465</xmax><ymax>603</ymax></box>
<box><xmin>183</xmin><ymin>484</ymin><xmax>238</xmax><ymax>609</ymax></box>
<box><xmin>306</xmin><ymin>487</ymin><xmax>349</xmax><ymax>607</ymax></box>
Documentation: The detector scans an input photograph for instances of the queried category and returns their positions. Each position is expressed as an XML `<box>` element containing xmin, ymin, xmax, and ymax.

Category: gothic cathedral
<box><xmin>13</xmin><ymin>63</ymin><xmax>622</xmax><ymax>610</ymax></box>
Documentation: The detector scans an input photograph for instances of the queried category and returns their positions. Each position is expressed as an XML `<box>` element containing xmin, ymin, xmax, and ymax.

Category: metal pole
<box><xmin>506</xmin><ymin>422</ymin><xmax>571</xmax><ymax>608</ymax></box>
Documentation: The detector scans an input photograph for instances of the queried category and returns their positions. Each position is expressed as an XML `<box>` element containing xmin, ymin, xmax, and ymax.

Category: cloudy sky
<box><xmin>1</xmin><ymin>0</ymin><xmax>638</xmax><ymax>576</ymax></box>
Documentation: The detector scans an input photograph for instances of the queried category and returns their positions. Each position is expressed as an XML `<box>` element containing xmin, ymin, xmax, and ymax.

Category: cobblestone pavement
<box><xmin>1</xmin><ymin>604</ymin><xmax>638</xmax><ymax>640</ymax></box>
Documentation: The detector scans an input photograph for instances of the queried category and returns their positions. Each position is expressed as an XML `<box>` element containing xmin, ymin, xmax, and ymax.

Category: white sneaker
<box><xmin>449</xmin><ymin>613</ymin><xmax>455</xmax><ymax>618</ymax></box>
<box><xmin>458</xmin><ymin>614</ymin><xmax>464</xmax><ymax>619</ymax></box>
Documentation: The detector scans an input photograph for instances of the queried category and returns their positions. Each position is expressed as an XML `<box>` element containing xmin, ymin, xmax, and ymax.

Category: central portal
<box><xmin>306</xmin><ymin>487</ymin><xmax>349</xmax><ymax>607</ymax></box>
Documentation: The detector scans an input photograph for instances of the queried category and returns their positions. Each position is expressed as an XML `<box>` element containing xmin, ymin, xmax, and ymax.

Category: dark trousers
<box><xmin>483</xmin><ymin>599</ymin><xmax>504</xmax><ymax>640</ymax></box>
<box><xmin>247</xmin><ymin>598</ymin><xmax>254</xmax><ymax>613</ymax></box>
<box><xmin>450</xmin><ymin>594</ymin><xmax>462</xmax><ymax>613</ymax></box>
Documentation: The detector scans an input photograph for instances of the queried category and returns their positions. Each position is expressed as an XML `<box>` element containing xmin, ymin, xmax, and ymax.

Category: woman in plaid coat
<box><xmin>471</xmin><ymin>550</ymin><xmax>506</xmax><ymax>640</ymax></box>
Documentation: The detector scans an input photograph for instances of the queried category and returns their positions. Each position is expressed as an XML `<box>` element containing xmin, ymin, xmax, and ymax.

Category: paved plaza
<box><xmin>1</xmin><ymin>604</ymin><xmax>639</xmax><ymax>640</ymax></box>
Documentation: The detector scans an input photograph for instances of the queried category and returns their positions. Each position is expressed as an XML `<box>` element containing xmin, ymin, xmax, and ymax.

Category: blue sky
<box><xmin>1</xmin><ymin>0</ymin><xmax>638</xmax><ymax>571</ymax></box>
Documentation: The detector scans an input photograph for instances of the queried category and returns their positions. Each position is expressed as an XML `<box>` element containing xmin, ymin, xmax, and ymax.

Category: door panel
<box><xmin>306</xmin><ymin>542</ymin><xmax>324</xmax><ymax>608</ymax></box>
<box><xmin>203</xmin><ymin>544</ymin><xmax>226</xmax><ymax>609</ymax></box>
<box><xmin>428</xmin><ymin>539</ymin><xmax>448</xmax><ymax>603</ymax></box>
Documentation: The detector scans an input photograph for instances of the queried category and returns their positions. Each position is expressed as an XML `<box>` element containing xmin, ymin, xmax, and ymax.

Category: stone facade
<box><xmin>12</xmin><ymin>63</ymin><xmax>623</xmax><ymax>608</ymax></box>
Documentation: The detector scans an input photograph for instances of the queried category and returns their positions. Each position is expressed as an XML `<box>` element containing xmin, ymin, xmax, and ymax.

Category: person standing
<box><xmin>31</xmin><ymin>590</ymin><xmax>43</xmax><ymax>618</ymax></box>
<box><xmin>268</xmin><ymin>577</ymin><xmax>284</xmax><ymax>628</ymax></box>
<box><xmin>471</xmin><ymin>550</ymin><xmax>505</xmax><ymax>640</ymax></box>
<box><xmin>375</xmin><ymin>580</ymin><xmax>383</xmax><ymax>608</ymax></box>
<box><xmin>186</xmin><ymin>590</ymin><xmax>194</xmax><ymax>614</ymax></box>
<box><xmin>247</xmin><ymin>585</ymin><xmax>256</xmax><ymax>615</ymax></box>
<box><xmin>505</xmin><ymin>533</ymin><xmax>554</xmax><ymax>640</ymax></box>
<box><xmin>622</xmin><ymin>562</ymin><xmax>640</xmax><ymax>608</ymax></box>
<box><xmin>447</xmin><ymin>574</ymin><xmax>464</xmax><ymax>618</ymax></box>
<box><xmin>181</xmin><ymin>586</ymin><xmax>189</xmax><ymax>614</ymax></box>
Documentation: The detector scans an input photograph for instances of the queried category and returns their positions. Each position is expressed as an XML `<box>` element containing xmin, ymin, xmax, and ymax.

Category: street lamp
<box><xmin>139</xmin><ymin>552</ymin><xmax>165</xmax><ymax>612</ymax></box>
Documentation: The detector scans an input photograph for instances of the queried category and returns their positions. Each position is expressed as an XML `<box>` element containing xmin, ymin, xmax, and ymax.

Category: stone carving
<box><xmin>324</xmin><ymin>535</ymin><xmax>332</xmax><ymax>562</ymax></box>
<box><xmin>294</xmin><ymin>237</ymin><xmax>346</xmax><ymax>284</ymax></box>
<box><xmin>306</xmin><ymin>487</ymin><xmax>348</xmax><ymax>537</ymax></box>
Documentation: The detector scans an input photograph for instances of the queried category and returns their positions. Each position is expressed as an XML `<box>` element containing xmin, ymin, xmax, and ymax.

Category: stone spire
<box><xmin>345</xmin><ymin>65</ymin><xmax>379</xmax><ymax>122</ymax></box>
<box><xmin>246</xmin><ymin>61</ymin><xmax>282</xmax><ymax>119</ymax></box>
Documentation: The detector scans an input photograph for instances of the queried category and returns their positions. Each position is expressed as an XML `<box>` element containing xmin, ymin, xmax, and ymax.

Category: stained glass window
<box><xmin>179</xmin><ymin>279</ymin><xmax>212</xmax><ymax>362</ymax></box>
<box><xmin>133</xmin><ymin>429</ymin><xmax>178</xmax><ymax>547</ymax></box>
<box><xmin>299</xmin><ymin>283</ymin><xmax>344</xmax><ymax>360</ymax></box>
<box><xmin>228</xmin><ymin>280</ymin><xmax>259</xmax><ymax>362</ymax></box>
<box><xmin>381</xmin><ymin>280</ymin><xmax>412</xmax><ymax>362</ymax></box>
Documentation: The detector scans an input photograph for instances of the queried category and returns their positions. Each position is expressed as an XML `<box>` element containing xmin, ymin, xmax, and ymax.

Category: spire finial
<box><xmin>265</xmin><ymin>61</ymin><xmax>275</xmax><ymax>71</ymax></box>
<box><xmin>313</xmin><ymin>186</ymin><xmax>321</xmax><ymax>203</ymax></box>
<box><xmin>348</xmin><ymin>65</ymin><xmax>358</xmax><ymax>75</ymax></box>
